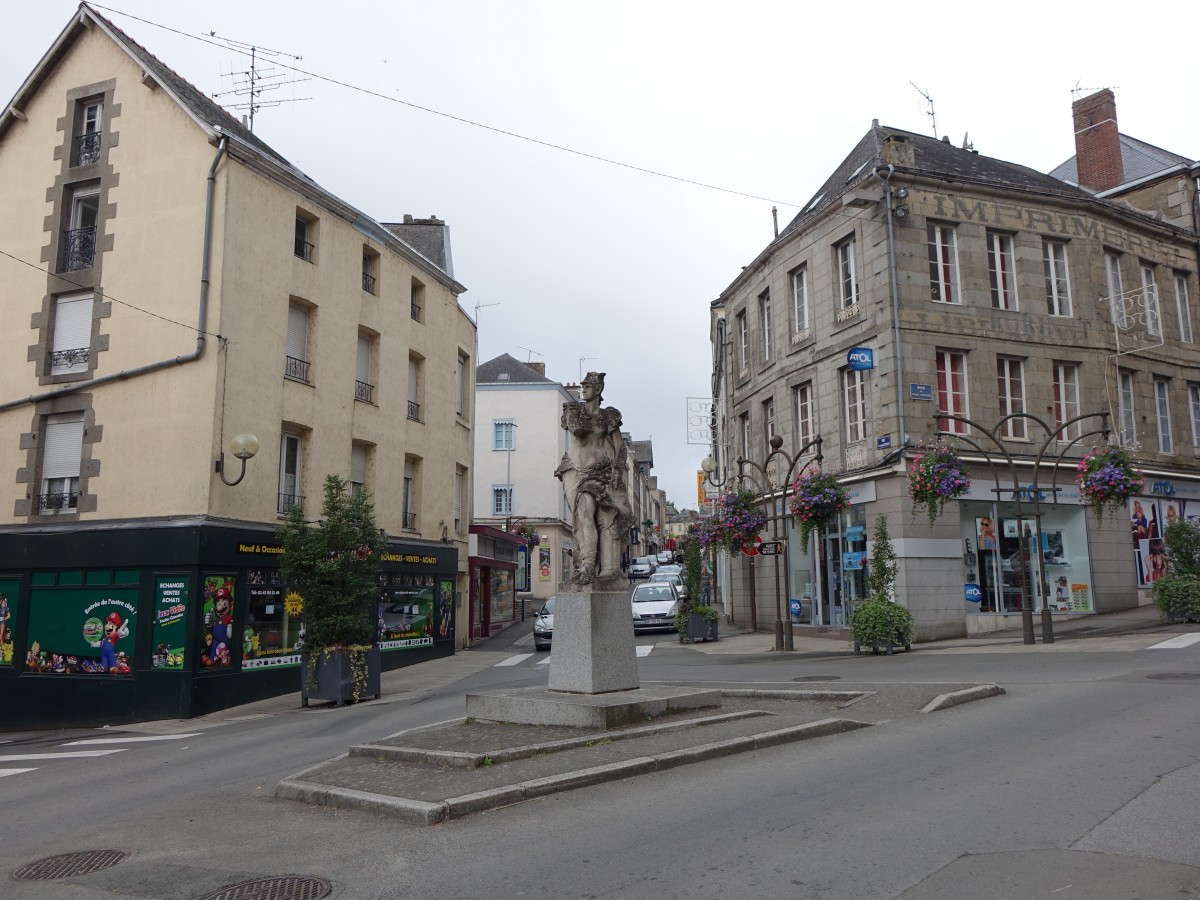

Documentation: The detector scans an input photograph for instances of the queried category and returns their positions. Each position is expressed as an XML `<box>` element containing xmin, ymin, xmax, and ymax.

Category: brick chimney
<box><xmin>1072</xmin><ymin>89</ymin><xmax>1124</xmax><ymax>191</ymax></box>
<box><xmin>527</xmin><ymin>362</ymin><xmax>546</xmax><ymax>376</ymax></box>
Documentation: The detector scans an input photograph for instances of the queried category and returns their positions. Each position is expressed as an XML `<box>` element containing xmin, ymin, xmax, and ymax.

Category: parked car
<box><xmin>655</xmin><ymin>564</ymin><xmax>682</xmax><ymax>577</ymax></box>
<box><xmin>656</xmin><ymin>551</ymin><xmax>675</xmax><ymax>565</ymax></box>
<box><xmin>533</xmin><ymin>596</ymin><xmax>556</xmax><ymax>651</ymax></box>
<box><xmin>630</xmin><ymin>581</ymin><xmax>681</xmax><ymax>632</ymax></box>
<box><xmin>649</xmin><ymin>571</ymin><xmax>686</xmax><ymax>600</ymax></box>
<box><xmin>628</xmin><ymin>556</ymin><xmax>657</xmax><ymax>580</ymax></box>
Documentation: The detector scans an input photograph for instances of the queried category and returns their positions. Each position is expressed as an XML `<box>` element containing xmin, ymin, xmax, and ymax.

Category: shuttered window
<box><xmin>356</xmin><ymin>336</ymin><xmax>370</xmax><ymax>383</ymax></box>
<box><xmin>287</xmin><ymin>305</ymin><xmax>309</xmax><ymax>360</ymax></box>
<box><xmin>408</xmin><ymin>357</ymin><xmax>419</xmax><ymax>403</ymax></box>
<box><xmin>43</xmin><ymin>416</ymin><xmax>84</xmax><ymax>480</ymax></box>
<box><xmin>454</xmin><ymin>468</ymin><xmax>464</xmax><ymax>532</ymax></box>
<box><xmin>350</xmin><ymin>443</ymin><xmax>366</xmax><ymax>495</ymax></box>
<box><xmin>51</xmin><ymin>293</ymin><xmax>94</xmax><ymax>374</ymax></box>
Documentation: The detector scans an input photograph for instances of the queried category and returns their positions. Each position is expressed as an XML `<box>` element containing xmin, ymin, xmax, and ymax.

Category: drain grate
<box><xmin>13</xmin><ymin>849</ymin><xmax>128</xmax><ymax>880</ymax></box>
<box><xmin>1146</xmin><ymin>672</ymin><xmax>1200</xmax><ymax>680</ymax></box>
<box><xmin>198</xmin><ymin>875</ymin><xmax>333</xmax><ymax>900</ymax></box>
<box><xmin>792</xmin><ymin>675</ymin><xmax>841</xmax><ymax>682</ymax></box>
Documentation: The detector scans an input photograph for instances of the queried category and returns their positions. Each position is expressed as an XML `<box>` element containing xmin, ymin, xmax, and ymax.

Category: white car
<box><xmin>631</xmin><ymin>582</ymin><xmax>681</xmax><ymax>632</ymax></box>
<box><xmin>649</xmin><ymin>571</ymin><xmax>686</xmax><ymax>600</ymax></box>
<box><xmin>628</xmin><ymin>556</ymin><xmax>657</xmax><ymax>580</ymax></box>
<box><xmin>656</xmin><ymin>551</ymin><xmax>675</xmax><ymax>565</ymax></box>
<box><xmin>533</xmin><ymin>596</ymin><xmax>556</xmax><ymax>651</ymax></box>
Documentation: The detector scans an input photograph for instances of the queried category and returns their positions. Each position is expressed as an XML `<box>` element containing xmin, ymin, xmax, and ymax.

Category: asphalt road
<box><xmin>2</xmin><ymin>620</ymin><xmax>1199</xmax><ymax>899</ymax></box>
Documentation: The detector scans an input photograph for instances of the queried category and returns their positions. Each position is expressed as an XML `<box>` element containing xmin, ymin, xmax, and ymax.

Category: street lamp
<box><xmin>215</xmin><ymin>433</ymin><xmax>260</xmax><ymax>486</ymax></box>
<box><xmin>504</xmin><ymin>421</ymin><xmax>518</xmax><ymax>531</ymax></box>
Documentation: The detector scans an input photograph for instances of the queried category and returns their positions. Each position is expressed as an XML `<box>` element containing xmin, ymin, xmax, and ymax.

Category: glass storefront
<box><xmin>786</xmin><ymin>497</ymin><xmax>868</xmax><ymax>627</ymax></box>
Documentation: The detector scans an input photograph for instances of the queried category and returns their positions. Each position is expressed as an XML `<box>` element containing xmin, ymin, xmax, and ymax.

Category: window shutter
<box><xmin>53</xmin><ymin>294</ymin><xmax>94</xmax><ymax>353</ymax></box>
<box><xmin>287</xmin><ymin>306</ymin><xmax>309</xmax><ymax>360</ymax></box>
<box><xmin>408</xmin><ymin>358</ymin><xmax>418</xmax><ymax>402</ymax></box>
<box><xmin>356</xmin><ymin>336</ymin><xmax>370</xmax><ymax>383</ymax></box>
<box><xmin>454</xmin><ymin>471</ymin><xmax>463</xmax><ymax>522</ymax></box>
<box><xmin>43</xmin><ymin>417</ymin><xmax>84</xmax><ymax>479</ymax></box>
<box><xmin>350</xmin><ymin>444</ymin><xmax>366</xmax><ymax>484</ymax></box>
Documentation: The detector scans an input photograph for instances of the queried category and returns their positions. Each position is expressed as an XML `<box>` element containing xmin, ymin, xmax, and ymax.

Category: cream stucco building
<box><xmin>0</xmin><ymin>4</ymin><xmax>475</xmax><ymax>725</ymax></box>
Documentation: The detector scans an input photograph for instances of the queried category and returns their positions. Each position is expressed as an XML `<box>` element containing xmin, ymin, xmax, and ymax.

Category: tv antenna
<box><xmin>518</xmin><ymin>346</ymin><xmax>543</xmax><ymax>363</ymax></box>
<box><xmin>473</xmin><ymin>300</ymin><xmax>500</xmax><ymax>322</ymax></box>
<box><xmin>1071</xmin><ymin>81</ymin><xmax>1118</xmax><ymax>100</ymax></box>
<box><xmin>579</xmin><ymin>356</ymin><xmax>597</xmax><ymax>382</ymax></box>
<box><xmin>209</xmin><ymin>33</ymin><xmax>311</xmax><ymax>132</ymax></box>
<box><xmin>910</xmin><ymin>82</ymin><xmax>938</xmax><ymax>139</ymax></box>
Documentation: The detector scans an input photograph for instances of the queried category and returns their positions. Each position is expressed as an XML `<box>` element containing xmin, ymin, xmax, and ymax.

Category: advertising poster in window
<box><xmin>538</xmin><ymin>545</ymin><xmax>551</xmax><ymax>582</ymax></box>
<box><xmin>436</xmin><ymin>579</ymin><xmax>454</xmax><ymax>640</ymax></box>
<box><xmin>490</xmin><ymin>569</ymin><xmax>513</xmax><ymax>621</ymax></box>
<box><xmin>1130</xmin><ymin>497</ymin><xmax>1189</xmax><ymax>587</ymax></box>
<box><xmin>25</xmin><ymin>587</ymin><xmax>137</xmax><ymax>673</ymax></box>
<box><xmin>0</xmin><ymin>579</ymin><xmax>18</xmax><ymax>666</ymax></box>
<box><xmin>199</xmin><ymin>575</ymin><xmax>236</xmax><ymax>668</ymax></box>
<box><xmin>377</xmin><ymin>574</ymin><xmax>434</xmax><ymax>650</ymax></box>
<box><xmin>151</xmin><ymin>576</ymin><xmax>188</xmax><ymax>670</ymax></box>
<box><xmin>241</xmin><ymin>570</ymin><xmax>304</xmax><ymax>669</ymax></box>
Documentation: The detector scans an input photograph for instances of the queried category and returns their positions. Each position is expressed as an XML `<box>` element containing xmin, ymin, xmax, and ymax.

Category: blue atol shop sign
<box><xmin>965</xmin><ymin>583</ymin><xmax>983</xmax><ymax>603</ymax></box>
<box><xmin>847</xmin><ymin>348</ymin><xmax>874</xmax><ymax>370</ymax></box>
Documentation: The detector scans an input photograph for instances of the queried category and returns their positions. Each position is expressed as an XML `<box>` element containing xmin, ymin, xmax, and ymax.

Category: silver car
<box><xmin>628</xmin><ymin>556</ymin><xmax>657</xmax><ymax>580</ymax></box>
<box><xmin>649</xmin><ymin>571</ymin><xmax>686</xmax><ymax>600</ymax></box>
<box><xmin>631</xmin><ymin>582</ymin><xmax>681</xmax><ymax>632</ymax></box>
<box><xmin>533</xmin><ymin>596</ymin><xmax>556</xmax><ymax>651</ymax></box>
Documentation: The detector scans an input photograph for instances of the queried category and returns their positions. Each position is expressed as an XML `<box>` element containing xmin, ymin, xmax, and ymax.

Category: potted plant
<box><xmin>278</xmin><ymin>474</ymin><xmax>385</xmax><ymax>707</ymax></box>
<box><xmin>850</xmin><ymin>515</ymin><xmax>914</xmax><ymax>654</ymax></box>
<box><xmin>696</xmin><ymin>488</ymin><xmax>766</xmax><ymax>553</ymax></box>
<box><xmin>1076</xmin><ymin>446</ymin><xmax>1144</xmax><ymax>525</ymax></box>
<box><xmin>908</xmin><ymin>443</ymin><xmax>971</xmax><ymax>526</ymax></box>
<box><xmin>788</xmin><ymin>470</ymin><xmax>850</xmax><ymax>551</ymax></box>
<box><xmin>674</xmin><ymin>532</ymin><xmax>718</xmax><ymax>642</ymax></box>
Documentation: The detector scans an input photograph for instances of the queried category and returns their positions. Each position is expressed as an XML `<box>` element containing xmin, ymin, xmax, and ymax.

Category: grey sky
<box><xmin>4</xmin><ymin>1</ymin><xmax>1198</xmax><ymax>511</ymax></box>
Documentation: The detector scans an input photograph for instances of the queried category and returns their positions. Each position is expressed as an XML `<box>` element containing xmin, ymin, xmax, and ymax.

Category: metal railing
<box><xmin>74</xmin><ymin>132</ymin><xmax>101</xmax><ymax>166</ymax></box>
<box><xmin>411</xmin><ymin>302</ymin><xmax>422</xmax><ymax>322</ymax></box>
<box><xmin>402</xmin><ymin>511</ymin><xmax>417</xmax><ymax>530</ymax></box>
<box><xmin>362</xmin><ymin>271</ymin><xmax>376</xmax><ymax>293</ymax></box>
<box><xmin>285</xmin><ymin>356</ymin><xmax>310</xmax><ymax>383</ymax></box>
<box><xmin>294</xmin><ymin>237</ymin><xmax>313</xmax><ymax>262</ymax></box>
<box><xmin>37</xmin><ymin>492</ymin><xmax>79</xmax><ymax>513</ymax></box>
<box><xmin>61</xmin><ymin>226</ymin><xmax>97</xmax><ymax>271</ymax></box>
<box><xmin>49</xmin><ymin>347</ymin><xmax>90</xmax><ymax>370</ymax></box>
<box><xmin>277</xmin><ymin>493</ymin><xmax>304</xmax><ymax>516</ymax></box>
<box><xmin>407</xmin><ymin>400</ymin><xmax>420</xmax><ymax>421</ymax></box>
<box><xmin>354</xmin><ymin>380</ymin><xmax>374</xmax><ymax>403</ymax></box>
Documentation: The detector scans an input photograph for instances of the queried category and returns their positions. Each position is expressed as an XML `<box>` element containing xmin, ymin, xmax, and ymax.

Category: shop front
<box><xmin>468</xmin><ymin>525</ymin><xmax>521</xmax><ymax>642</ymax></box>
<box><xmin>0</xmin><ymin>519</ymin><xmax>458</xmax><ymax>731</ymax></box>
<box><xmin>786</xmin><ymin>479</ymin><xmax>875</xmax><ymax>628</ymax></box>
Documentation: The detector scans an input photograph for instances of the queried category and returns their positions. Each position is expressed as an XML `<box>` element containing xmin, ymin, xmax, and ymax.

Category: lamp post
<box><xmin>504</xmin><ymin>421</ymin><xmax>518</xmax><ymax>532</ymax></box>
<box><xmin>215</xmin><ymin>433</ymin><xmax>260</xmax><ymax>486</ymax></box>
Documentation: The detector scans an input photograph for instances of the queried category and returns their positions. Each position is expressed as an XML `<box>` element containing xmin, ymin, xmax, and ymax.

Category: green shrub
<box><xmin>850</xmin><ymin>598</ymin><xmax>914</xmax><ymax>652</ymax></box>
<box><xmin>1164</xmin><ymin>520</ymin><xmax>1200</xmax><ymax>576</ymax></box>
<box><xmin>1152</xmin><ymin>574</ymin><xmax>1200</xmax><ymax>623</ymax></box>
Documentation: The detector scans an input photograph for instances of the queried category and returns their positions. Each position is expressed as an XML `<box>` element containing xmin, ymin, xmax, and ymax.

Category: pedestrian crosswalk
<box><xmin>1147</xmin><ymin>634</ymin><xmax>1200</xmax><ymax>650</ymax></box>
<box><xmin>0</xmin><ymin>732</ymin><xmax>201</xmax><ymax>782</ymax></box>
<box><xmin>497</xmin><ymin>643</ymin><xmax>658</xmax><ymax>668</ymax></box>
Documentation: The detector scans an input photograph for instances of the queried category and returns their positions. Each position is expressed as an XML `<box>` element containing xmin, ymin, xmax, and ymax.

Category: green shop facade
<box><xmin>0</xmin><ymin>517</ymin><xmax>458</xmax><ymax>731</ymax></box>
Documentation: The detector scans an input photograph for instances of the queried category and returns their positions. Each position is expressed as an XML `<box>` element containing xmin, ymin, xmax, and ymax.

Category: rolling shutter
<box><xmin>287</xmin><ymin>306</ymin><xmax>309</xmax><ymax>360</ymax></box>
<box><xmin>356</xmin><ymin>336</ymin><xmax>370</xmax><ymax>383</ymax></box>
<box><xmin>350</xmin><ymin>444</ymin><xmax>366</xmax><ymax>485</ymax></box>
<box><xmin>43</xmin><ymin>416</ymin><xmax>84</xmax><ymax>479</ymax></box>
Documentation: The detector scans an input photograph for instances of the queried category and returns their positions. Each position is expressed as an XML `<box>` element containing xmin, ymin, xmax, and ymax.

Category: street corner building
<box><xmin>0</xmin><ymin>4</ymin><xmax>477</xmax><ymax>729</ymax></box>
<box><xmin>706</xmin><ymin>90</ymin><xmax>1199</xmax><ymax>642</ymax></box>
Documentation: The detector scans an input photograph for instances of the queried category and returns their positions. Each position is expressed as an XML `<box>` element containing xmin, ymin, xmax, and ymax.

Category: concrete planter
<box><xmin>300</xmin><ymin>646</ymin><xmax>381</xmax><ymax>707</ymax></box>
<box><xmin>681</xmin><ymin>613</ymin><xmax>718</xmax><ymax>643</ymax></box>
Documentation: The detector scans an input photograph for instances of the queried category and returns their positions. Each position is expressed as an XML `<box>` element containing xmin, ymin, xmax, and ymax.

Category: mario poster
<box><xmin>23</xmin><ymin>590</ymin><xmax>137</xmax><ymax>674</ymax></box>
<box><xmin>200</xmin><ymin>575</ymin><xmax>237</xmax><ymax>668</ymax></box>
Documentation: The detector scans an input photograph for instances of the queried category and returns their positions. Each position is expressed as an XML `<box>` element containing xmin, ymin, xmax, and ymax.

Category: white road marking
<box><xmin>1147</xmin><ymin>634</ymin><xmax>1200</xmax><ymax>650</ymax></box>
<box><xmin>64</xmin><ymin>733</ymin><xmax>202</xmax><ymax>745</ymax></box>
<box><xmin>496</xmin><ymin>654</ymin><xmax>534</xmax><ymax>666</ymax></box>
<box><xmin>0</xmin><ymin>768</ymin><xmax>36</xmax><ymax>778</ymax></box>
<box><xmin>536</xmin><ymin>656</ymin><xmax>551</xmax><ymax>666</ymax></box>
<box><xmin>636</xmin><ymin>645</ymin><xmax>653</xmax><ymax>657</ymax></box>
<box><xmin>0</xmin><ymin>749</ymin><xmax>126</xmax><ymax>762</ymax></box>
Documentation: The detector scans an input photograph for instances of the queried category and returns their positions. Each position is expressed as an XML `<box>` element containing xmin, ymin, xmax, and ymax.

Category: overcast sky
<box><xmin>5</xmin><ymin>1</ymin><xmax>1199</xmax><ymax>511</ymax></box>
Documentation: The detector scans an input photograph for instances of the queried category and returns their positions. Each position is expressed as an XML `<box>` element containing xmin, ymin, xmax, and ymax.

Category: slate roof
<box><xmin>780</xmin><ymin>123</ymin><xmax>1094</xmax><ymax>239</ymax></box>
<box><xmin>476</xmin><ymin>354</ymin><xmax>555</xmax><ymax>385</ymax></box>
<box><xmin>1049</xmin><ymin>134</ymin><xmax>1196</xmax><ymax>189</ymax></box>
<box><xmin>383</xmin><ymin>220</ymin><xmax>454</xmax><ymax>277</ymax></box>
<box><xmin>629</xmin><ymin>440</ymin><xmax>654</xmax><ymax>468</ymax></box>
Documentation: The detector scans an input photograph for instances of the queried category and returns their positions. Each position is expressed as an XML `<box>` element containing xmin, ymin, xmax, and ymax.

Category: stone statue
<box><xmin>554</xmin><ymin>372</ymin><xmax>634</xmax><ymax>586</ymax></box>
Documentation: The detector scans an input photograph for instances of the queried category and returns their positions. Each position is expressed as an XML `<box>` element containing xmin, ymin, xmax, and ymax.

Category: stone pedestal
<box><xmin>547</xmin><ymin>590</ymin><xmax>639</xmax><ymax>694</ymax></box>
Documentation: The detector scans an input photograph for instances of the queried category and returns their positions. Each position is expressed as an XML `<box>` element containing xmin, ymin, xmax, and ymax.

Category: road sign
<box><xmin>741</xmin><ymin>534</ymin><xmax>763</xmax><ymax>556</ymax></box>
<box><xmin>758</xmin><ymin>540</ymin><xmax>784</xmax><ymax>556</ymax></box>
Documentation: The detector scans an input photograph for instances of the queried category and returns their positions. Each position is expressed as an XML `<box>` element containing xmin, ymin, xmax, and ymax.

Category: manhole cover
<box><xmin>1146</xmin><ymin>673</ymin><xmax>1200</xmax><ymax>681</ymax></box>
<box><xmin>197</xmin><ymin>875</ymin><xmax>332</xmax><ymax>900</ymax></box>
<box><xmin>793</xmin><ymin>675</ymin><xmax>841</xmax><ymax>682</ymax></box>
<box><xmin>13</xmin><ymin>849</ymin><xmax>128</xmax><ymax>880</ymax></box>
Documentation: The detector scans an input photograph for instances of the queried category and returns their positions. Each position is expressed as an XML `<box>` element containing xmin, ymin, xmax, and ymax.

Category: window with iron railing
<box><xmin>407</xmin><ymin>400</ymin><xmax>421</xmax><ymax>421</ymax></box>
<box><xmin>295</xmin><ymin>216</ymin><xmax>314</xmax><ymax>262</ymax></box>
<box><xmin>355</xmin><ymin>380</ymin><xmax>374</xmax><ymax>403</ymax></box>
<box><xmin>38</xmin><ymin>489</ymin><xmax>79</xmax><ymax>514</ymax></box>
<box><xmin>285</xmin><ymin>356</ymin><xmax>310</xmax><ymax>383</ymax></box>
<box><xmin>74</xmin><ymin>131</ymin><xmax>102</xmax><ymax>167</ymax></box>
<box><xmin>277</xmin><ymin>493</ymin><xmax>304</xmax><ymax>516</ymax></box>
<box><xmin>362</xmin><ymin>270</ymin><xmax>376</xmax><ymax>293</ymax></box>
<box><xmin>402</xmin><ymin>511</ymin><xmax>417</xmax><ymax>530</ymax></box>
<box><xmin>61</xmin><ymin>226</ymin><xmax>96</xmax><ymax>272</ymax></box>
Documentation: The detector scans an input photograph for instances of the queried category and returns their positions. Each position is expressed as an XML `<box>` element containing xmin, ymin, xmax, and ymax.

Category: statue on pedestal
<box><xmin>555</xmin><ymin>372</ymin><xmax>633</xmax><ymax>586</ymax></box>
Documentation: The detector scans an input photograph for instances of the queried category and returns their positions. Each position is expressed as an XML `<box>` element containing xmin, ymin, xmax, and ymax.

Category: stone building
<box><xmin>0</xmin><ymin>5</ymin><xmax>475</xmax><ymax>726</ymax></box>
<box><xmin>708</xmin><ymin>91</ymin><xmax>1199</xmax><ymax>641</ymax></box>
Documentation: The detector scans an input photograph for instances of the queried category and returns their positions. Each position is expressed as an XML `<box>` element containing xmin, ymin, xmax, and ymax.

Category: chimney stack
<box><xmin>527</xmin><ymin>362</ymin><xmax>546</xmax><ymax>376</ymax></box>
<box><xmin>1072</xmin><ymin>89</ymin><xmax>1124</xmax><ymax>191</ymax></box>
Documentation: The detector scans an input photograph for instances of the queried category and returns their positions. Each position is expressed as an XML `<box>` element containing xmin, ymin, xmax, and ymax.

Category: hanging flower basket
<box><xmin>1076</xmin><ymin>446</ymin><xmax>1144</xmax><ymax>525</ymax></box>
<box><xmin>512</xmin><ymin>521</ymin><xmax>539</xmax><ymax>547</ymax></box>
<box><xmin>908</xmin><ymin>444</ymin><xmax>971</xmax><ymax>526</ymax></box>
<box><xmin>788</xmin><ymin>470</ymin><xmax>850</xmax><ymax>551</ymax></box>
<box><xmin>696</xmin><ymin>488</ymin><xmax>765</xmax><ymax>552</ymax></box>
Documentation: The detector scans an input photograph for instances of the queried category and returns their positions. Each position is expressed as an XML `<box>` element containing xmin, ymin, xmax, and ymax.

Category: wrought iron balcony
<box><xmin>402</xmin><ymin>511</ymin><xmax>417</xmax><ymax>530</ymax></box>
<box><xmin>61</xmin><ymin>226</ymin><xmax>97</xmax><ymax>272</ymax></box>
<box><xmin>294</xmin><ymin>237</ymin><xmax>314</xmax><ymax>262</ymax></box>
<box><xmin>407</xmin><ymin>400</ymin><xmax>420</xmax><ymax>421</ymax></box>
<box><xmin>74</xmin><ymin>132</ymin><xmax>102</xmax><ymax>166</ymax></box>
<box><xmin>362</xmin><ymin>271</ymin><xmax>376</xmax><ymax>293</ymax></box>
<box><xmin>37</xmin><ymin>492</ymin><xmax>79</xmax><ymax>513</ymax></box>
<box><xmin>285</xmin><ymin>356</ymin><xmax>310</xmax><ymax>383</ymax></box>
<box><xmin>355</xmin><ymin>380</ymin><xmax>374</xmax><ymax>403</ymax></box>
<box><xmin>277</xmin><ymin>493</ymin><xmax>304</xmax><ymax>516</ymax></box>
<box><xmin>411</xmin><ymin>302</ymin><xmax>422</xmax><ymax>322</ymax></box>
<box><xmin>49</xmin><ymin>347</ymin><xmax>90</xmax><ymax>371</ymax></box>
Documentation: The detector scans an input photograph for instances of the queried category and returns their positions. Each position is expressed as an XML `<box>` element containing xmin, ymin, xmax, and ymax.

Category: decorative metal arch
<box><xmin>936</xmin><ymin>410</ymin><xmax>1111</xmax><ymax>645</ymax></box>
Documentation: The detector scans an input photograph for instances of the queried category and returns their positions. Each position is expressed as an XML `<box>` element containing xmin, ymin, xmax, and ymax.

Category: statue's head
<box><xmin>581</xmin><ymin>371</ymin><xmax>605</xmax><ymax>399</ymax></box>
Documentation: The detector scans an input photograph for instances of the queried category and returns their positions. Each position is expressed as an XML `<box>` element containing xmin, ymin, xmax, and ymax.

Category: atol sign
<box><xmin>847</xmin><ymin>348</ymin><xmax>874</xmax><ymax>370</ymax></box>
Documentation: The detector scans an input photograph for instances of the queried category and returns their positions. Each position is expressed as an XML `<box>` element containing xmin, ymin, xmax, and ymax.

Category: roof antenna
<box><xmin>961</xmin><ymin>131</ymin><xmax>973</xmax><ymax>152</ymax></box>
<box><xmin>518</xmin><ymin>346</ymin><xmax>543</xmax><ymax>363</ymax></box>
<box><xmin>910</xmin><ymin>82</ymin><xmax>938</xmax><ymax>139</ymax></box>
<box><xmin>210</xmin><ymin>34</ymin><xmax>310</xmax><ymax>132</ymax></box>
<box><xmin>1071</xmin><ymin>81</ymin><xmax>1119</xmax><ymax>100</ymax></box>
